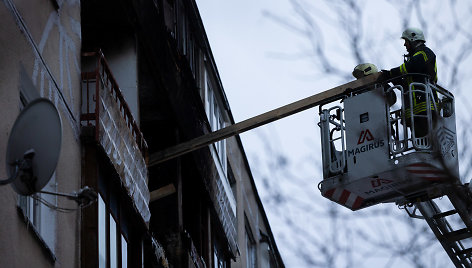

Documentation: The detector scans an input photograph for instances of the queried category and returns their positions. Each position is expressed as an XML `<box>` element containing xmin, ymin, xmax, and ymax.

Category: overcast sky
<box><xmin>196</xmin><ymin>0</ymin><xmax>325</xmax><ymax>165</ymax></box>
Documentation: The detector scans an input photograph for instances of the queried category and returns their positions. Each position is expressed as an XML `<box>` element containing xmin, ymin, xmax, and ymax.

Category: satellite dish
<box><xmin>4</xmin><ymin>98</ymin><xmax>62</xmax><ymax>195</ymax></box>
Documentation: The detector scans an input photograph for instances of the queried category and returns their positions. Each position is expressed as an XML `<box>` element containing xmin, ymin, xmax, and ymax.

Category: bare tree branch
<box><xmin>251</xmin><ymin>0</ymin><xmax>472</xmax><ymax>267</ymax></box>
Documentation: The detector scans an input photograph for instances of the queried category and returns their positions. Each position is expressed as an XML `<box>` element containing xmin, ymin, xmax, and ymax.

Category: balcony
<box><xmin>81</xmin><ymin>51</ymin><xmax>150</xmax><ymax>223</ymax></box>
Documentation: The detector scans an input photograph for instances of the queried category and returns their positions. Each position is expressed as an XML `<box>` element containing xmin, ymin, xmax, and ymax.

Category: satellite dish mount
<box><xmin>0</xmin><ymin>149</ymin><xmax>36</xmax><ymax>191</ymax></box>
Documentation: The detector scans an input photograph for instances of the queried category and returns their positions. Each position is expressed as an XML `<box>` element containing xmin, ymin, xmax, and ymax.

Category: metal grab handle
<box><xmin>409</xmin><ymin>82</ymin><xmax>433</xmax><ymax>150</ymax></box>
<box><xmin>326</xmin><ymin>106</ymin><xmax>346</xmax><ymax>174</ymax></box>
<box><xmin>385</xmin><ymin>85</ymin><xmax>408</xmax><ymax>154</ymax></box>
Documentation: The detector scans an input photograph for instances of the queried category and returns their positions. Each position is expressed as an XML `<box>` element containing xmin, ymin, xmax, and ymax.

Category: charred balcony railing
<box><xmin>81</xmin><ymin>51</ymin><xmax>148</xmax><ymax>159</ymax></box>
<box><xmin>184</xmin><ymin>230</ymin><xmax>207</xmax><ymax>268</ymax></box>
<box><xmin>81</xmin><ymin>50</ymin><xmax>150</xmax><ymax>223</ymax></box>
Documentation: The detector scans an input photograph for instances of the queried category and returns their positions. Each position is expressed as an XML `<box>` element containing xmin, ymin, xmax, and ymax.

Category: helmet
<box><xmin>352</xmin><ymin>63</ymin><xmax>378</xmax><ymax>79</ymax></box>
<box><xmin>401</xmin><ymin>27</ymin><xmax>425</xmax><ymax>42</ymax></box>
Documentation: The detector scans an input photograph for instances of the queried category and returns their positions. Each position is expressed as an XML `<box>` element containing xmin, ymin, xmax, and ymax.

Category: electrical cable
<box><xmin>30</xmin><ymin>193</ymin><xmax>95</xmax><ymax>213</ymax></box>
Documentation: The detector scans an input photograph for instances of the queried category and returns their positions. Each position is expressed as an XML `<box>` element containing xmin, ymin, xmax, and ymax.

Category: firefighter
<box><xmin>353</xmin><ymin>63</ymin><xmax>396</xmax><ymax>106</ymax></box>
<box><xmin>352</xmin><ymin>63</ymin><xmax>378</xmax><ymax>79</ymax></box>
<box><xmin>382</xmin><ymin>27</ymin><xmax>438</xmax><ymax>138</ymax></box>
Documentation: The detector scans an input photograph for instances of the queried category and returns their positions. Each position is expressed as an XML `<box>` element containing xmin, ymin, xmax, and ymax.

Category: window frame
<box><xmin>16</xmin><ymin>68</ymin><xmax>57</xmax><ymax>261</ymax></box>
<box><xmin>245</xmin><ymin>221</ymin><xmax>257</xmax><ymax>268</ymax></box>
<box><xmin>203</xmin><ymin>68</ymin><xmax>229</xmax><ymax>173</ymax></box>
<box><xmin>98</xmin><ymin>171</ymin><xmax>133</xmax><ymax>268</ymax></box>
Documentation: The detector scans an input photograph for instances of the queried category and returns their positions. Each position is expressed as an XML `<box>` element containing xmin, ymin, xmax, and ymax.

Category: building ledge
<box><xmin>17</xmin><ymin>205</ymin><xmax>57</xmax><ymax>263</ymax></box>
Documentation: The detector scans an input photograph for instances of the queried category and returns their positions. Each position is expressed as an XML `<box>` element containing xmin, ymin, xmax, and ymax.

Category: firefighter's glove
<box><xmin>381</xmin><ymin>69</ymin><xmax>392</xmax><ymax>80</ymax></box>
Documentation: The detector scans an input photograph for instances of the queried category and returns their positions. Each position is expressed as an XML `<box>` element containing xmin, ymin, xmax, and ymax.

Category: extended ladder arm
<box><xmin>412</xmin><ymin>185</ymin><xmax>472</xmax><ymax>268</ymax></box>
<box><xmin>148</xmin><ymin>73</ymin><xmax>384</xmax><ymax>167</ymax></box>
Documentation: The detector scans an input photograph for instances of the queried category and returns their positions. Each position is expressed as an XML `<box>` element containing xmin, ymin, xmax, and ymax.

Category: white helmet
<box><xmin>352</xmin><ymin>63</ymin><xmax>378</xmax><ymax>79</ymax></box>
<box><xmin>401</xmin><ymin>27</ymin><xmax>425</xmax><ymax>42</ymax></box>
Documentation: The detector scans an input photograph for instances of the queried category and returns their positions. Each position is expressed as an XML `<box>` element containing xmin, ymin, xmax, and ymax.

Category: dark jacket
<box><xmin>390</xmin><ymin>43</ymin><xmax>437</xmax><ymax>83</ymax></box>
<box><xmin>388</xmin><ymin>43</ymin><xmax>438</xmax><ymax>116</ymax></box>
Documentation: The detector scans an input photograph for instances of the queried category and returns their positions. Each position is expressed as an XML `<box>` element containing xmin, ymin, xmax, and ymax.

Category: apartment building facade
<box><xmin>0</xmin><ymin>0</ymin><xmax>284</xmax><ymax>267</ymax></box>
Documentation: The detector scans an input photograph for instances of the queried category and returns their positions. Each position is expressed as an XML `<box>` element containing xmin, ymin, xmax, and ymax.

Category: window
<box><xmin>17</xmin><ymin>174</ymin><xmax>57</xmax><ymax>254</ymax></box>
<box><xmin>97</xmin><ymin>165</ymin><xmax>135</xmax><ymax>268</ymax></box>
<box><xmin>99</xmin><ymin>196</ymin><xmax>107</xmax><ymax>267</ymax></box>
<box><xmin>82</xmin><ymin>143</ymin><xmax>145</xmax><ymax>267</ymax></box>
<box><xmin>110</xmin><ymin>214</ymin><xmax>118</xmax><ymax>267</ymax></box>
<box><xmin>176</xmin><ymin>2</ymin><xmax>187</xmax><ymax>55</ymax></box>
<box><xmin>17</xmin><ymin>65</ymin><xmax>56</xmax><ymax>258</ymax></box>
<box><xmin>188</xmin><ymin>35</ymin><xmax>197</xmax><ymax>77</ymax></box>
<box><xmin>91</xmin><ymin>139</ymin><xmax>154</xmax><ymax>268</ymax></box>
<box><xmin>227</xmin><ymin>163</ymin><xmax>237</xmax><ymax>199</ymax></box>
<box><xmin>98</xmin><ymin>191</ymin><xmax>130</xmax><ymax>268</ymax></box>
<box><xmin>203</xmin><ymin>69</ymin><xmax>228</xmax><ymax>173</ymax></box>
<box><xmin>198</xmin><ymin>55</ymin><xmax>206</xmax><ymax>102</ymax></box>
<box><xmin>121</xmin><ymin>235</ymin><xmax>128</xmax><ymax>268</ymax></box>
<box><xmin>246</xmin><ymin>225</ymin><xmax>257</xmax><ymax>268</ymax></box>
<box><xmin>163</xmin><ymin>0</ymin><xmax>176</xmax><ymax>36</ymax></box>
<box><xmin>212</xmin><ymin>232</ymin><xmax>229</xmax><ymax>268</ymax></box>
<box><xmin>201</xmin><ymin>67</ymin><xmax>236</xmax><ymax>214</ymax></box>
<box><xmin>213</xmin><ymin>246</ymin><xmax>227</xmax><ymax>268</ymax></box>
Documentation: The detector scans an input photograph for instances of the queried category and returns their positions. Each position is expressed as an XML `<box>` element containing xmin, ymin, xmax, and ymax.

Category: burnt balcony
<box><xmin>81</xmin><ymin>51</ymin><xmax>150</xmax><ymax>223</ymax></box>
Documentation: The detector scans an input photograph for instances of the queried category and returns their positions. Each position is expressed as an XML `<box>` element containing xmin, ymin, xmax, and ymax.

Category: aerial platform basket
<box><xmin>318</xmin><ymin>77</ymin><xmax>460</xmax><ymax>210</ymax></box>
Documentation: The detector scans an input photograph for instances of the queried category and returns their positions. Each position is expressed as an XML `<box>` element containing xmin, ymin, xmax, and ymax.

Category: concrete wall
<box><xmin>0</xmin><ymin>0</ymin><xmax>82</xmax><ymax>267</ymax></box>
<box><xmin>227</xmin><ymin>135</ymin><xmax>281</xmax><ymax>268</ymax></box>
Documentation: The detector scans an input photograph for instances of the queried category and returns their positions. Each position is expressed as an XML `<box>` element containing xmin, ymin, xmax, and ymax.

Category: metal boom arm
<box><xmin>148</xmin><ymin>73</ymin><xmax>383</xmax><ymax>167</ymax></box>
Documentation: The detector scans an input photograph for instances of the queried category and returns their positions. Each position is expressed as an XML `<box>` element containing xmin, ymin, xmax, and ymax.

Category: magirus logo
<box><xmin>348</xmin><ymin>129</ymin><xmax>385</xmax><ymax>157</ymax></box>
<box><xmin>357</xmin><ymin>129</ymin><xmax>374</xmax><ymax>144</ymax></box>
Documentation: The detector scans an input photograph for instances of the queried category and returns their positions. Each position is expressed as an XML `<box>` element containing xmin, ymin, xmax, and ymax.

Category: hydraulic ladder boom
<box><xmin>147</xmin><ymin>71</ymin><xmax>471</xmax><ymax>268</ymax></box>
<box><xmin>148</xmin><ymin>73</ymin><xmax>383</xmax><ymax>167</ymax></box>
<box><xmin>415</xmin><ymin>185</ymin><xmax>472</xmax><ymax>267</ymax></box>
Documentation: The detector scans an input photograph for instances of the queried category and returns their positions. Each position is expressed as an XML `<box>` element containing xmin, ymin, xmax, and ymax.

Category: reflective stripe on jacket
<box><xmin>389</xmin><ymin>44</ymin><xmax>438</xmax><ymax>117</ymax></box>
